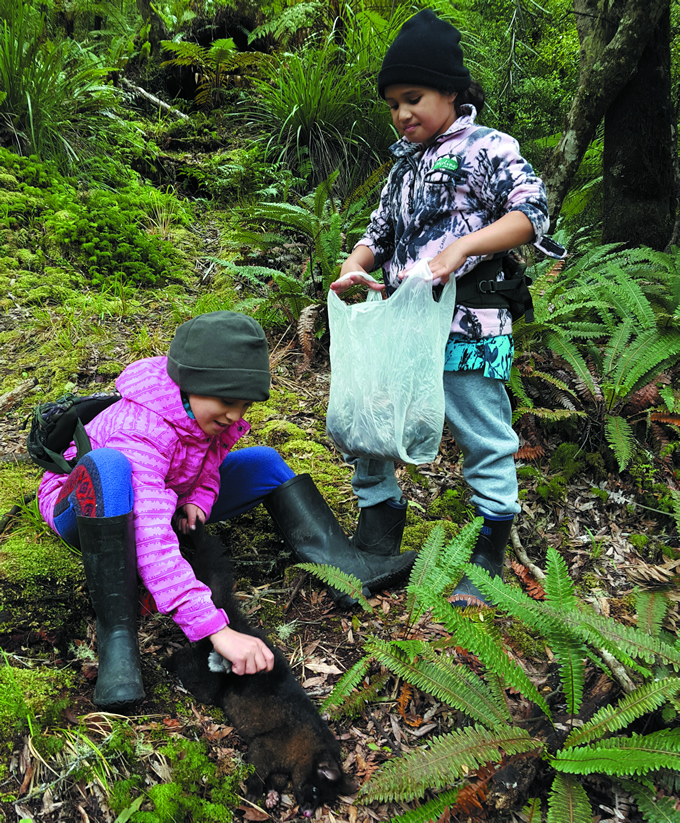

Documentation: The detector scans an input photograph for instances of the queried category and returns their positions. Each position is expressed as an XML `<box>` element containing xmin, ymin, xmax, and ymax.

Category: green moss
<box><xmin>427</xmin><ymin>489</ymin><xmax>473</xmax><ymax>524</ymax></box>
<box><xmin>401</xmin><ymin>519</ymin><xmax>457</xmax><ymax>553</ymax></box>
<box><xmin>0</xmin><ymin>466</ymin><xmax>81</xmax><ymax>585</ymax></box>
<box><xmin>504</xmin><ymin>620</ymin><xmax>547</xmax><ymax>659</ymax></box>
<box><xmin>258</xmin><ymin>419</ymin><xmax>306</xmax><ymax>445</ymax></box>
<box><xmin>0</xmin><ymin>663</ymin><xmax>75</xmax><ymax>770</ymax></box>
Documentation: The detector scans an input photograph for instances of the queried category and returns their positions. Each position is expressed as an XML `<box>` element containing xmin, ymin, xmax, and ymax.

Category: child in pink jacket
<box><xmin>38</xmin><ymin>311</ymin><xmax>414</xmax><ymax>710</ymax></box>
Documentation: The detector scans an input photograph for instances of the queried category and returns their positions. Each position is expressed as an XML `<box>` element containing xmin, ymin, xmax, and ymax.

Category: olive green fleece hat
<box><xmin>167</xmin><ymin>311</ymin><xmax>270</xmax><ymax>401</ymax></box>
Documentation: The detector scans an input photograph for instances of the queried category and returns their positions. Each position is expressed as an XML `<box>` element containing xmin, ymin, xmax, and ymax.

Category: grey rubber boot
<box><xmin>77</xmin><ymin>512</ymin><xmax>145</xmax><ymax>710</ymax></box>
<box><xmin>449</xmin><ymin>515</ymin><xmax>513</xmax><ymax>607</ymax></box>
<box><xmin>352</xmin><ymin>499</ymin><xmax>408</xmax><ymax>556</ymax></box>
<box><xmin>264</xmin><ymin>474</ymin><xmax>416</xmax><ymax>607</ymax></box>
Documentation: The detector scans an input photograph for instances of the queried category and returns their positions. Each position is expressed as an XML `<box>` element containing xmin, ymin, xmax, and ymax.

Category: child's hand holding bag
<box><xmin>326</xmin><ymin>259</ymin><xmax>456</xmax><ymax>465</ymax></box>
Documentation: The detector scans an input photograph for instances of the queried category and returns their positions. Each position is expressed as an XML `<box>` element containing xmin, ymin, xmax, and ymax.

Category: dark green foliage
<box><xmin>339</xmin><ymin>525</ymin><xmax>680</xmax><ymax>819</ymax></box>
<box><xmin>512</xmin><ymin>243</ymin><xmax>680</xmax><ymax>470</ymax></box>
<box><xmin>0</xmin><ymin>0</ymin><xmax>119</xmax><ymax>170</ymax></box>
<box><xmin>160</xmin><ymin>39</ymin><xmax>270</xmax><ymax>110</ymax></box>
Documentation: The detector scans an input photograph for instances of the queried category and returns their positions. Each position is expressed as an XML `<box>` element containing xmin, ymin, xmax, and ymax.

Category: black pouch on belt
<box><xmin>454</xmin><ymin>251</ymin><xmax>534</xmax><ymax>322</ymax></box>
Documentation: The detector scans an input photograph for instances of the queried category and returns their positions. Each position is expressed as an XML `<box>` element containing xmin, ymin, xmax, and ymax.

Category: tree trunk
<box><xmin>542</xmin><ymin>0</ymin><xmax>670</xmax><ymax>227</ymax></box>
<box><xmin>136</xmin><ymin>0</ymin><xmax>168</xmax><ymax>51</ymax></box>
<box><xmin>602</xmin><ymin>7</ymin><xmax>674</xmax><ymax>249</ymax></box>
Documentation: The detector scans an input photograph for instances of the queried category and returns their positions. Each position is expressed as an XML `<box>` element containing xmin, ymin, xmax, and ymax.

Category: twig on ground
<box><xmin>284</xmin><ymin>572</ymin><xmax>308</xmax><ymax>612</ymax></box>
<box><xmin>598</xmin><ymin>649</ymin><xmax>636</xmax><ymax>694</ymax></box>
<box><xmin>510</xmin><ymin>525</ymin><xmax>546</xmax><ymax>580</ymax></box>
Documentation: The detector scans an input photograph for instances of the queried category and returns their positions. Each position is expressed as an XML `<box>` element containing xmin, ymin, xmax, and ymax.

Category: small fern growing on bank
<box><xmin>304</xmin><ymin>523</ymin><xmax>680</xmax><ymax>820</ymax></box>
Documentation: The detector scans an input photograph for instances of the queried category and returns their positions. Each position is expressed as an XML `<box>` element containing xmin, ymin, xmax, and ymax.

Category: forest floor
<box><xmin>1</xmin><ymin>155</ymin><xmax>679</xmax><ymax>823</ymax></box>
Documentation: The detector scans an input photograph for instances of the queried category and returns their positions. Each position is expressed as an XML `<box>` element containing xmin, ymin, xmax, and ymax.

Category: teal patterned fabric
<box><xmin>444</xmin><ymin>333</ymin><xmax>514</xmax><ymax>380</ymax></box>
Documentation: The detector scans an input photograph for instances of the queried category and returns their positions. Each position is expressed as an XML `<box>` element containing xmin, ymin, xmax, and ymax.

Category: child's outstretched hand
<box><xmin>330</xmin><ymin>270</ymin><xmax>385</xmax><ymax>295</ymax></box>
<box><xmin>210</xmin><ymin>625</ymin><xmax>275</xmax><ymax>675</ymax></box>
<box><xmin>174</xmin><ymin>504</ymin><xmax>206</xmax><ymax>534</ymax></box>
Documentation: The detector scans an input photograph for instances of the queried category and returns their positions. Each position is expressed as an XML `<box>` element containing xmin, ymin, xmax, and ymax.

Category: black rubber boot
<box><xmin>264</xmin><ymin>474</ymin><xmax>416</xmax><ymax>606</ymax></box>
<box><xmin>352</xmin><ymin>499</ymin><xmax>407</xmax><ymax>556</ymax></box>
<box><xmin>77</xmin><ymin>512</ymin><xmax>145</xmax><ymax>710</ymax></box>
<box><xmin>449</xmin><ymin>515</ymin><xmax>513</xmax><ymax>607</ymax></box>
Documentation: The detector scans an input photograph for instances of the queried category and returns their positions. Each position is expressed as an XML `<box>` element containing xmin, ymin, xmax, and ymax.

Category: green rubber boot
<box><xmin>77</xmin><ymin>512</ymin><xmax>145</xmax><ymax>710</ymax></box>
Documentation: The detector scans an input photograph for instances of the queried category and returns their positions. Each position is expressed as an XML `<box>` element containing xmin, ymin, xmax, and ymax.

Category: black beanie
<box><xmin>378</xmin><ymin>10</ymin><xmax>471</xmax><ymax>99</ymax></box>
<box><xmin>167</xmin><ymin>311</ymin><xmax>270</xmax><ymax>401</ymax></box>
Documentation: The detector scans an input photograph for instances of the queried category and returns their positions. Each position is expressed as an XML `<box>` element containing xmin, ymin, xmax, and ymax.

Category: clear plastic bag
<box><xmin>326</xmin><ymin>260</ymin><xmax>456</xmax><ymax>464</ymax></box>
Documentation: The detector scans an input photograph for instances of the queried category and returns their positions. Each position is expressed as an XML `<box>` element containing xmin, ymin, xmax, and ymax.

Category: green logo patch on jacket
<box><xmin>433</xmin><ymin>156</ymin><xmax>462</xmax><ymax>173</ymax></box>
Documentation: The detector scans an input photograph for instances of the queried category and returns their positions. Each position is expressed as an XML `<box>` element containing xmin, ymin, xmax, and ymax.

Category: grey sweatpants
<box><xmin>345</xmin><ymin>369</ymin><xmax>520</xmax><ymax>517</ymax></box>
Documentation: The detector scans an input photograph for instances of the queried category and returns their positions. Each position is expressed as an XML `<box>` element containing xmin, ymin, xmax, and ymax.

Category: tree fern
<box><xmin>564</xmin><ymin>678</ymin><xmax>680</xmax><ymax>749</ymax></box>
<box><xmin>635</xmin><ymin>590</ymin><xmax>669</xmax><ymax>638</ymax></box>
<box><xmin>546</xmin><ymin>773</ymin><xmax>592</xmax><ymax>823</ymax></box>
<box><xmin>387</xmin><ymin>790</ymin><xmax>460</xmax><ymax>823</ymax></box>
<box><xmin>552</xmin><ymin>729</ymin><xmax>680</xmax><ymax>776</ymax></box>
<box><xmin>294</xmin><ymin>563</ymin><xmax>373</xmax><ymax>612</ymax></box>
<box><xmin>365</xmin><ymin>637</ymin><xmax>511</xmax><ymax>729</ymax></box>
<box><xmin>418</xmin><ymin>589</ymin><xmax>552</xmax><ymax>718</ymax></box>
<box><xmin>360</xmin><ymin>725</ymin><xmax>539</xmax><ymax>803</ymax></box>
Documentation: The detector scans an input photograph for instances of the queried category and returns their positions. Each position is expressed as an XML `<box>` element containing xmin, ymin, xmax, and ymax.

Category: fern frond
<box><xmin>544</xmin><ymin>548</ymin><xmax>578</xmax><ymax>612</ymax></box>
<box><xmin>635</xmin><ymin>590</ymin><xmax>670</xmax><ymax>638</ymax></box>
<box><xmin>564</xmin><ymin>678</ymin><xmax>680</xmax><ymax>749</ymax></box>
<box><xmin>463</xmin><ymin>568</ymin><xmax>656</xmax><ymax>677</ymax></box>
<box><xmin>433</xmin><ymin>520</ymin><xmax>482</xmax><ymax>593</ymax></box>
<box><xmin>419</xmin><ymin>589</ymin><xmax>552</xmax><ymax>718</ymax></box>
<box><xmin>552</xmin><ymin>729</ymin><xmax>680</xmax><ymax>776</ymax></box>
<box><xmin>546</xmin><ymin>773</ymin><xmax>592</xmax><ymax>823</ymax></box>
<box><xmin>521</xmin><ymin>798</ymin><xmax>543</xmax><ymax>821</ymax></box>
<box><xmin>388</xmin><ymin>790</ymin><xmax>460</xmax><ymax>823</ymax></box>
<box><xmin>617</xmin><ymin>331</ymin><xmax>680</xmax><ymax>400</ymax></box>
<box><xmin>254</xmin><ymin>201</ymin><xmax>320</xmax><ymax>238</ymax></box>
<box><xmin>600</xmin><ymin>267</ymin><xmax>656</xmax><ymax>330</ymax></box>
<box><xmin>160</xmin><ymin>40</ymin><xmax>208</xmax><ymax>68</ymax></box>
<box><xmin>507</xmin><ymin>365</ymin><xmax>534</xmax><ymax>412</ymax></box>
<box><xmin>405</xmin><ymin>522</ymin><xmax>446</xmax><ymax>618</ymax></box>
<box><xmin>603</xmin><ymin>317</ymin><xmax>634</xmax><ymax>378</ymax></box>
<box><xmin>294</xmin><ymin>563</ymin><xmax>373</xmax><ymax>612</ymax></box>
<box><xmin>359</xmin><ymin>725</ymin><xmax>539</xmax><ymax>803</ymax></box>
<box><xmin>512</xmin><ymin>407</ymin><xmax>586</xmax><ymax>422</ymax></box>
<box><xmin>365</xmin><ymin>637</ymin><xmax>511</xmax><ymax>729</ymax></box>
<box><xmin>226</xmin><ymin>264</ymin><xmax>281</xmax><ymax>284</ymax></box>
<box><xmin>545</xmin><ymin>333</ymin><xmax>597</xmax><ymax>397</ymax></box>
<box><xmin>554</xmin><ymin>600</ymin><xmax>680</xmax><ymax>672</ymax></box>
<box><xmin>604</xmin><ymin>414</ymin><xmax>635</xmax><ymax>471</ymax></box>
<box><xmin>321</xmin><ymin>655</ymin><xmax>372</xmax><ymax>712</ymax></box>
<box><xmin>626</xmin><ymin>780</ymin><xmax>680</xmax><ymax>823</ymax></box>
<box><xmin>471</xmin><ymin>560</ymin><xmax>586</xmax><ymax>715</ymax></box>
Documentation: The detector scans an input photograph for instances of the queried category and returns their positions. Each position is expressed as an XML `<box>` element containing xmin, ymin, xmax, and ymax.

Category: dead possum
<box><xmin>166</xmin><ymin>522</ymin><xmax>352</xmax><ymax>817</ymax></box>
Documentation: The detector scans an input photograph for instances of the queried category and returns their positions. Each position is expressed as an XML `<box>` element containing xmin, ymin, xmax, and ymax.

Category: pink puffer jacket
<box><xmin>38</xmin><ymin>356</ymin><xmax>249</xmax><ymax>641</ymax></box>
